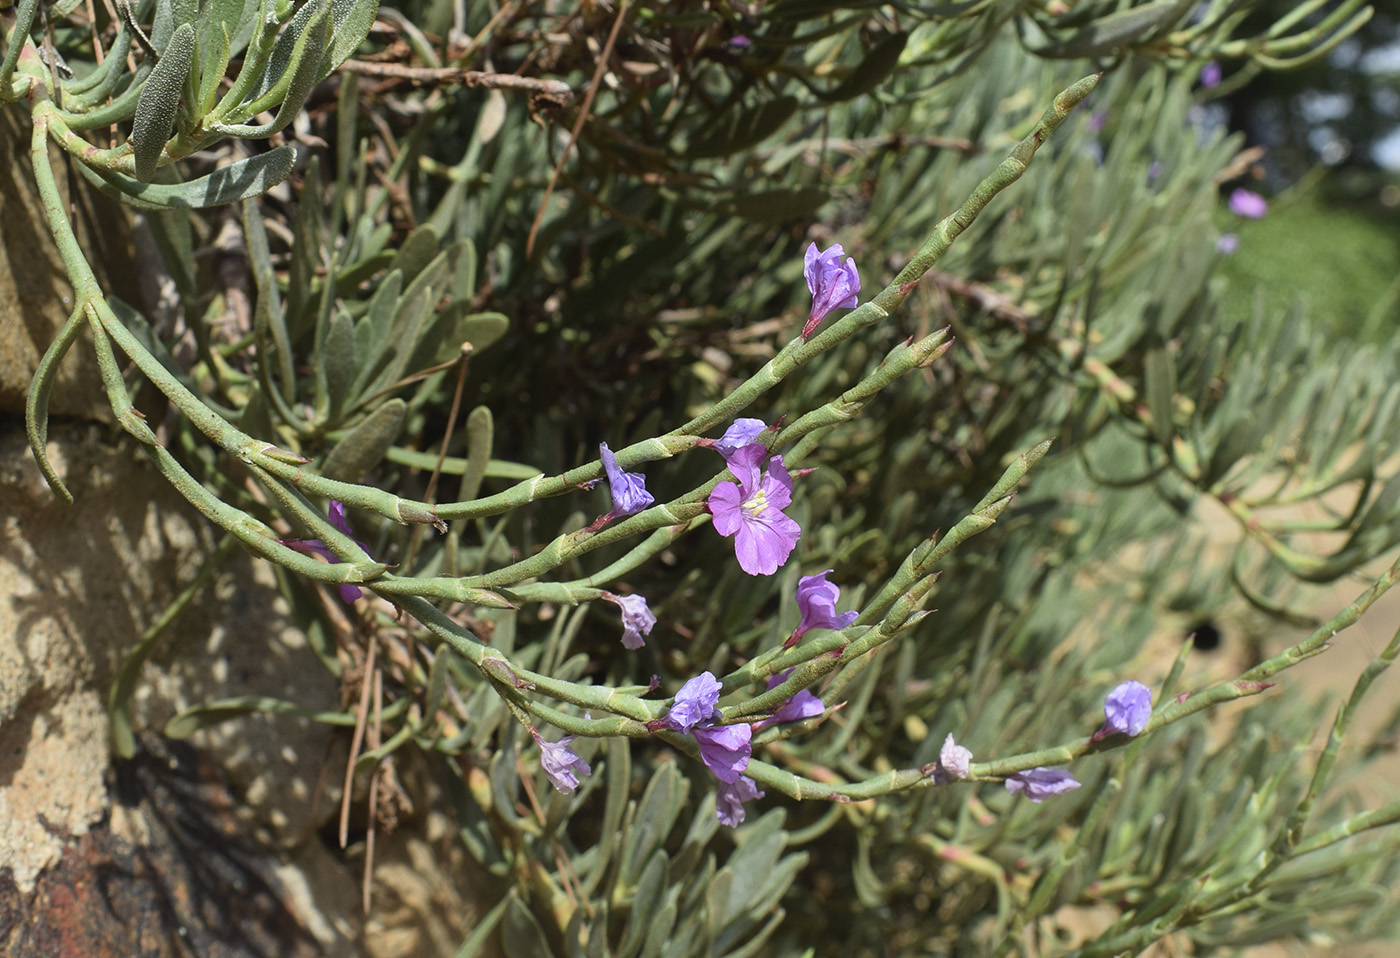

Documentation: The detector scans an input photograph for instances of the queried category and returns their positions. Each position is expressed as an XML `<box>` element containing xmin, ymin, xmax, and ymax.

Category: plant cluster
<box><xmin>8</xmin><ymin>0</ymin><xmax>1400</xmax><ymax>954</ymax></box>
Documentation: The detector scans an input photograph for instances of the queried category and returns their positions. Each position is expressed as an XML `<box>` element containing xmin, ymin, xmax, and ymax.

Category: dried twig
<box><xmin>341</xmin><ymin>59</ymin><xmax>573</xmax><ymax>106</ymax></box>
<box><xmin>340</xmin><ymin>634</ymin><xmax>378</xmax><ymax>849</ymax></box>
<box><xmin>363</xmin><ymin>666</ymin><xmax>384</xmax><ymax>914</ymax></box>
<box><xmin>928</xmin><ymin>270</ymin><xmax>1035</xmax><ymax>331</ymax></box>
<box><xmin>526</xmin><ymin>0</ymin><xmax>629</xmax><ymax>257</ymax></box>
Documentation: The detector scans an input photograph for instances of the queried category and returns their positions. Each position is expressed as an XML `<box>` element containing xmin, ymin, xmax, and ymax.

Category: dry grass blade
<box><xmin>341</xmin><ymin>634</ymin><xmax>379</xmax><ymax>849</ymax></box>
<box><xmin>363</xmin><ymin>665</ymin><xmax>385</xmax><ymax>914</ymax></box>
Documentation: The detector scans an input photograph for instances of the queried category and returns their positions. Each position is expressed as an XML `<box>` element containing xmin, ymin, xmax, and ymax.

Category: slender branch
<box><xmin>340</xmin><ymin>59</ymin><xmax>574</xmax><ymax>104</ymax></box>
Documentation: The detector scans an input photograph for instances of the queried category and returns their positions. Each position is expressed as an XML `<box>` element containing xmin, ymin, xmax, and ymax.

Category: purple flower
<box><xmin>1103</xmin><ymin>680</ymin><xmax>1152</xmax><ymax>737</ymax></box>
<box><xmin>533</xmin><ymin>730</ymin><xmax>592</xmax><ymax>794</ymax></box>
<box><xmin>785</xmin><ymin>569</ymin><xmax>857</xmax><ymax>648</ymax></box>
<box><xmin>714</xmin><ymin>418</ymin><xmax>768</xmax><ymax>457</ymax></box>
<box><xmin>694</xmin><ymin>722</ymin><xmax>752</xmax><ymax>783</ymax></box>
<box><xmin>753</xmin><ymin>669</ymin><xmax>825</xmax><ymax>729</ymax></box>
<box><xmin>1216</xmin><ymin>232</ymin><xmax>1239</xmax><ymax>255</ymax></box>
<box><xmin>661</xmin><ymin>671</ymin><xmax>753</xmax><ymax>782</ymax></box>
<box><xmin>1086</xmin><ymin>108</ymin><xmax>1108</xmax><ymax>134</ymax></box>
<box><xmin>327</xmin><ymin>500</ymin><xmax>356</xmax><ymax>537</ymax></box>
<box><xmin>1200</xmin><ymin>60</ymin><xmax>1222</xmax><ymax>88</ymax></box>
<box><xmin>716</xmin><ymin>776</ymin><xmax>764</xmax><ymax>827</ymax></box>
<box><xmin>665</xmin><ymin>672</ymin><xmax>722</xmax><ymax>733</ymax></box>
<box><xmin>802</xmin><ymin>242</ymin><xmax>861</xmax><ymax>339</ymax></box>
<box><xmin>930</xmin><ymin>734</ymin><xmax>972</xmax><ymax>784</ymax></box>
<box><xmin>1005</xmin><ymin>767</ymin><xmax>1080</xmax><ymax>803</ymax></box>
<box><xmin>1228</xmin><ymin>188</ymin><xmax>1268</xmax><ymax>219</ymax></box>
<box><xmin>599</xmin><ymin>442</ymin><xmax>654</xmax><ymax>520</ymax></box>
<box><xmin>728</xmin><ymin>34</ymin><xmax>751</xmax><ymax>49</ymax></box>
<box><xmin>280</xmin><ymin>500</ymin><xmax>369</xmax><ymax>603</ymax></box>
<box><xmin>709</xmin><ymin>444</ymin><xmax>801</xmax><ymax>576</ymax></box>
<box><xmin>605</xmin><ymin>593</ymin><xmax>656</xmax><ymax>650</ymax></box>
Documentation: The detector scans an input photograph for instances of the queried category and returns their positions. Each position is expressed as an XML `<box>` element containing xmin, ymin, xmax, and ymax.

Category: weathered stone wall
<box><xmin>0</xmin><ymin>424</ymin><xmax>364</xmax><ymax>953</ymax></box>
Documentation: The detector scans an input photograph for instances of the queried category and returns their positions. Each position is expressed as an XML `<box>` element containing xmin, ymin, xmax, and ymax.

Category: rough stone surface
<box><xmin>0</xmin><ymin>422</ymin><xmax>193</xmax><ymax>891</ymax></box>
<box><xmin>1</xmin><ymin>741</ymin><xmax>330</xmax><ymax>958</ymax></box>
<box><xmin>0</xmin><ymin>422</ymin><xmax>361</xmax><ymax>951</ymax></box>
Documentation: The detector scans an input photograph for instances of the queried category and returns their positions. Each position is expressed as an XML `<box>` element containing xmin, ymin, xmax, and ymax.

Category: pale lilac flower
<box><xmin>933</xmin><ymin>734</ymin><xmax>972</xmax><ymax>783</ymax></box>
<box><xmin>599</xmin><ymin>442</ymin><xmax>654</xmax><ymax>520</ymax></box>
<box><xmin>753</xmin><ymin>669</ymin><xmax>825</xmax><ymax>729</ymax></box>
<box><xmin>802</xmin><ymin>242</ymin><xmax>861</xmax><ymax>339</ymax></box>
<box><xmin>728</xmin><ymin>35</ymin><xmax>751</xmax><ymax>48</ymax></box>
<box><xmin>785</xmin><ymin>569</ymin><xmax>857</xmax><ymax>648</ymax></box>
<box><xmin>1103</xmin><ymin>680</ymin><xmax>1152</xmax><ymax>737</ymax></box>
<box><xmin>1200</xmin><ymin>60</ymin><xmax>1222</xmax><ymax>88</ymax></box>
<box><xmin>1216</xmin><ymin>233</ymin><xmax>1239</xmax><ymax>255</ymax></box>
<box><xmin>694</xmin><ymin>722</ymin><xmax>752</xmax><ymax>783</ymax></box>
<box><xmin>661</xmin><ymin>671</ymin><xmax>753</xmax><ymax>782</ymax></box>
<box><xmin>280</xmin><ymin>500</ymin><xmax>369</xmax><ymax>603</ymax></box>
<box><xmin>709</xmin><ymin>444</ymin><xmax>801</xmax><ymax>576</ymax></box>
<box><xmin>605</xmin><ymin>593</ymin><xmax>656</xmax><ymax>650</ymax></box>
<box><xmin>533</xmin><ymin>730</ymin><xmax>591</xmax><ymax>794</ymax></box>
<box><xmin>716</xmin><ymin>776</ymin><xmax>764</xmax><ymax>827</ymax></box>
<box><xmin>665</xmin><ymin>672</ymin><xmax>722</xmax><ymax>733</ymax></box>
<box><xmin>714</xmin><ymin>418</ymin><xmax>768</xmax><ymax>457</ymax></box>
<box><xmin>1086</xmin><ymin>108</ymin><xmax>1108</xmax><ymax>134</ymax></box>
<box><xmin>1005</xmin><ymin>767</ymin><xmax>1080</xmax><ymax>802</ymax></box>
<box><xmin>1228</xmin><ymin>188</ymin><xmax>1268</xmax><ymax>219</ymax></box>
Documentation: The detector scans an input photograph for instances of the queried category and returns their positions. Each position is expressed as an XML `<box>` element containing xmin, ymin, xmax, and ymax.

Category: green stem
<box><xmin>25</xmin><ymin>302</ymin><xmax>88</xmax><ymax>501</ymax></box>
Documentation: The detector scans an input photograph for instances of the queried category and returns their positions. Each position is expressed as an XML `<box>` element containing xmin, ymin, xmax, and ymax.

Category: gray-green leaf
<box><xmin>816</xmin><ymin>30</ymin><xmax>908</xmax><ymax>102</ymax></box>
<box><xmin>132</xmin><ymin>22</ymin><xmax>196</xmax><ymax>181</ymax></box>
<box><xmin>321</xmin><ymin>399</ymin><xmax>407</xmax><ymax>482</ymax></box>
<box><xmin>75</xmin><ymin>145</ymin><xmax>297</xmax><ymax>209</ymax></box>
<box><xmin>320</xmin><ymin>308</ymin><xmax>358</xmax><ymax>422</ymax></box>
<box><xmin>684</xmin><ymin>96</ymin><xmax>798</xmax><ymax>159</ymax></box>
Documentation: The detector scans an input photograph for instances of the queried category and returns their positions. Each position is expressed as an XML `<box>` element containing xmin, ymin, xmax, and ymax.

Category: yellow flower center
<box><xmin>743</xmin><ymin>488</ymin><xmax>769</xmax><ymax>518</ymax></box>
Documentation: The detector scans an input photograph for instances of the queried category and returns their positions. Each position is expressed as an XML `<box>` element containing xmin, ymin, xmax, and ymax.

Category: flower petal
<box><xmin>535</xmin><ymin>731</ymin><xmax>592</xmax><ymax>794</ymax></box>
<box><xmin>803</xmin><ymin>243</ymin><xmax>861</xmax><ymax>338</ymax></box>
<box><xmin>938</xmin><ymin>734</ymin><xmax>972</xmax><ymax>781</ymax></box>
<box><xmin>760</xmin><ymin>455</ymin><xmax>795</xmax><ymax>510</ymax></box>
<box><xmin>709</xmin><ymin>482</ymin><xmax>745</xmax><ymax>536</ymax></box>
<box><xmin>795</xmin><ymin>569</ymin><xmax>856</xmax><ymax>635</ymax></box>
<box><xmin>803</xmin><ymin>242</ymin><xmax>822</xmax><ymax>295</ymax></box>
<box><xmin>328</xmin><ymin>500</ymin><xmax>354</xmax><ymax>536</ymax></box>
<box><xmin>733</xmin><ymin>510</ymin><xmax>800</xmax><ymax>575</ymax></box>
<box><xmin>715</xmin><ymin>419</ymin><xmax>767</xmax><ymax>457</ymax></box>
<box><xmin>667</xmin><ymin>672</ymin><xmax>722</xmax><ymax>733</ymax></box>
<box><xmin>282</xmin><ymin>537</ymin><xmax>337</xmax><ymax>562</ymax></box>
<box><xmin>695</xmin><ymin>722</ymin><xmax>752</xmax><ymax>783</ymax></box>
<box><xmin>600</xmin><ymin>442</ymin><xmax>654</xmax><ymax>517</ymax></box>
<box><xmin>1006</xmin><ymin>767</ymin><xmax>1080</xmax><ymax>802</ymax></box>
<box><xmin>1228</xmin><ymin>188</ymin><xmax>1268</xmax><ymax>219</ymax></box>
<box><xmin>720</xmin><ymin>442</ymin><xmax>767</xmax><ymax>493</ymax></box>
<box><xmin>771</xmin><ymin>689</ymin><xmax>823</xmax><ymax>725</ymax></box>
<box><xmin>609</xmin><ymin>593</ymin><xmax>656</xmax><ymax>650</ymax></box>
<box><xmin>715</xmin><ymin>776</ymin><xmax>764</xmax><ymax>827</ymax></box>
<box><xmin>1103</xmin><ymin>680</ymin><xmax>1153</xmax><ymax>737</ymax></box>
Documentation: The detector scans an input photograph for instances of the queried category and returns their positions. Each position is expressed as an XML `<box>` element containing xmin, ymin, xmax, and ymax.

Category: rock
<box><xmin>0</xmin><ymin>111</ymin><xmax>142</xmax><ymax>421</ymax></box>
<box><xmin>0</xmin><ymin>423</ymin><xmax>357</xmax><ymax>952</ymax></box>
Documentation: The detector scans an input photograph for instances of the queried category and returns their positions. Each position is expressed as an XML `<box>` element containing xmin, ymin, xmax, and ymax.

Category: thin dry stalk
<box><xmin>526</xmin><ymin>0</ymin><xmax>629</xmax><ymax>257</ymax></box>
